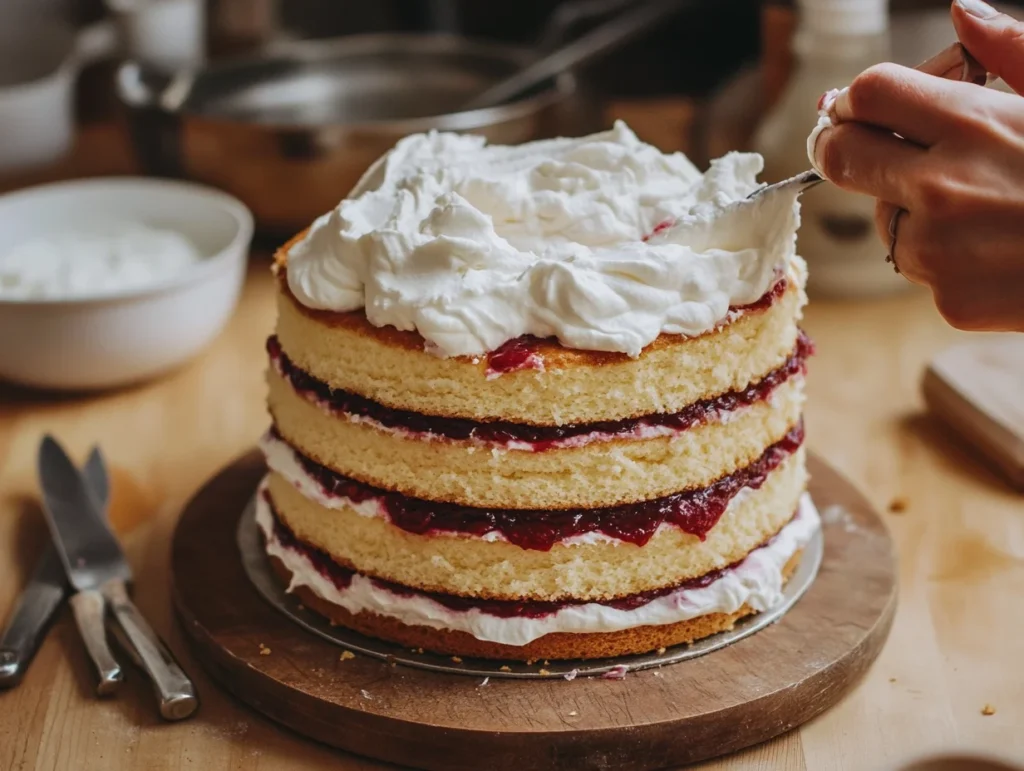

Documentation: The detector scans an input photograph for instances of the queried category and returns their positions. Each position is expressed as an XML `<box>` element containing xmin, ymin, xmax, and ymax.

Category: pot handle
<box><xmin>536</xmin><ymin>0</ymin><xmax>638</xmax><ymax>51</ymax></box>
<box><xmin>72</xmin><ymin>21</ymin><xmax>121</xmax><ymax>68</ymax></box>
<box><xmin>117</xmin><ymin>62</ymin><xmax>185</xmax><ymax>178</ymax></box>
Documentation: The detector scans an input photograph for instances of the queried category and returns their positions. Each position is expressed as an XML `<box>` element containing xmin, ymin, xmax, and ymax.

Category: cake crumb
<box><xmin>981</xmin><ymin>704</ymin><xmax>996</xmax><ymax>716</ymax></box>
<box><xmin>451</xmin><ymin>656</ymin><xmax>463</xmax><ymax>663</ymax></box>
<box><xmin>360</xmin><ymin>689</ymin><xmax>373</xmax><ymax>701</ymax></box>
<box><xmin>410</xmin><ymin>648</ymin><xmax>424</xmax><ymax>654</ymax></box>
<box><xmin>568</xmin><ymin>710</ymin><xmax>578</xmax><ymax>716</ymax></box>
<box><xmin>339</xmin><ymin>651</ymin><xmax>355</xmax><ymax>661</ymax></box>
<box><xmin>564</xmin><ymin>669</ymin><xmax>579</xmax><ymax>681</ymax></box>
<box><xmin>499</xmin><ymin>666</ymin><xmax>512</xmax><ymax>672</ymax></box>
<box><xmin>258</xmin><ymin>644</ymin><xmax>271</xmax><ymax>656</ymax></box>
<box><xmin>297</xmin><ymin>604</ymin><xmax>305</xmax><ymax>611</ymax></box>
<box><xmin>656</xmin><ymin>647</ymin><xmax>666</xmax><ymax>655</ymax></box>
<box><xmin>538</xmin><ymin>669</ymin><xmax>551</xmax><ymax>675</ymax></box>
<box><xmin>479</xmin><ymin>677</ymin><xmax>490</xmax><ymax>687</ymax></box>
<box><xmin>888</xmin><ymin>496</ymin><xmax>909</xmax><ymax>513</ymax></box>
<box><xmin>602</xmin><ymin>665</ymin><xmax>628</xmax><ymax>681</ymax></box>
<box><xmin>543</xmin><ymin>660</ymin><xmax>550</xmax><ymax>665</ymax></box>
<box><xmin>526</xmin><ymin>659</ymin><xmax>537</xmax><ymax>665</ymax></box>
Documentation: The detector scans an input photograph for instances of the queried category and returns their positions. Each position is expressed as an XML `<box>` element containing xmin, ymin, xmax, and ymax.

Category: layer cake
<box><xmin>259</xmin><ymin>122</ymin><xmax>820</xmax><ymax>660</ymax></box>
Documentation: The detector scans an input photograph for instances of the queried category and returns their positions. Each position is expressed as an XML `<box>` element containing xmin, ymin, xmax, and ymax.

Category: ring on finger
<box><xmin>887</xmin><ymin>208</ymin><xmax>906</xmax><ymax>274</ymax></box>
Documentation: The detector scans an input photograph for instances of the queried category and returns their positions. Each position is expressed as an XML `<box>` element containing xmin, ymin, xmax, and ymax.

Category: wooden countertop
<box><xmin>0</xmin><ymin>126</ymin><xmax>1022</xmax><ymax>771</ymax></box>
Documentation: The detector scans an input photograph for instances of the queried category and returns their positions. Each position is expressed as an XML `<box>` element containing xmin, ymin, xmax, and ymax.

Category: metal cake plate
<box><xmin>237</xmin><ymin>497</ymin><xmax>823</xmax><ymax>680</ymax></box>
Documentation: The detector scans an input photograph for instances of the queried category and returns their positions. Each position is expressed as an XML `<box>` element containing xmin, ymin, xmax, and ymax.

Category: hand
<box><xmin>811</xmin><ymin>0</ymin><xmax>1024</xmax><ymax>332</ymax></box>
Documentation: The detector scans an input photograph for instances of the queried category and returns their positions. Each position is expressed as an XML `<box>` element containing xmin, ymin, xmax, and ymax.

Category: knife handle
<box><xmin>69</xmin><ymin>590</ymin><xmax>123</xmax><ymax>695</ymax></box>
<box><xmin>0</xmin><ymin>548</ymin><xmax>66</xmax><ymax>689</ymax></box>
<box><xmin>102</xmin><ymin>579</ymin><xmax>198</xmax><ymax>721</ymax></box>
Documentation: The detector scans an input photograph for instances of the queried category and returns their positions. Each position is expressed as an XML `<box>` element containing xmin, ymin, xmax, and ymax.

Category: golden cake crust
<box><xmin>268</xmin><ymin>550</ymin><xmax>802</xmax><ymax>661</ymax></box>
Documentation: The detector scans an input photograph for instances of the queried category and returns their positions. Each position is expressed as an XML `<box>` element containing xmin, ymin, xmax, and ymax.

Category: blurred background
<box><xmin>1</xmin><ymin>0</ymin><xmax>1021</xmax><ymax>286</ymax></box>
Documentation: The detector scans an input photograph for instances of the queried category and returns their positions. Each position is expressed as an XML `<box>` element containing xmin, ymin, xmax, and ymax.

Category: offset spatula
<box><xmin>37</xmin><ymin>436</ymin><xmax>198</xmax><ymax>719</ymax></box>
<box><xmin>0</xmin><ymin>448</ymin><xmax>111</xmax><ymax>690</ymax></box>
<box><xmin>747</xmin><ymin>43</ymin><xmax>987</xmax><ymax>206</ymax></box>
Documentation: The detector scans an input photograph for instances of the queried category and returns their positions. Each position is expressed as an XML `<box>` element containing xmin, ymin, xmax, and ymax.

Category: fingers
<box><xmin>813</xmin><ymin>122</ymin><xmax>925</xmax><ymax>204</ymax></box>
<box><xmin>873</xmin><ymin>201</ymin><xmax>934</xmax><ymax>286</ymax></box>
<box><xmin>831</xmin><ymin>62</ymin><xmax>979</xmax><ymax>146</ymax></box>
<box><xmin>952</xmin><ymin>0</ymin><xmax>1024</xmax><ymax>94</ymax></box>
<box><xmin>933</xmin><ymin>280</ymin><xmax>1024</xmax><ymax>331</ymax></box>
<box><xmin>916</xmin><ymin>42</ymin><xmax>987</xmax><ymax>84</ymax></box>
<box><xmin>874</xmin><ymin>200</ymin><xmax>901</xmax><ymax>270</ymax></box>
<box><xmin>874</xmin><ymin>200</ymin><xmax>1024</xmax><ymax>331</ymax></box>
<box><xmin>918</xmin><ymin>42</ymin><xmax>968</xmax><ymax>79</ymax></box>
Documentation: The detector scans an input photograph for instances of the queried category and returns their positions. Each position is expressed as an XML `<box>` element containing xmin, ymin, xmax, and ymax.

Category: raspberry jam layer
<box><xmin>269</xmin><ymin>422</ymin><xmax>803</xmax><ymax>550</ymax></box>
<box><xmin>268</xmin><ymin>328</ymin><xmax>811</xmax><ymax>451</ymax></box>
<box><xmin>485</xmin><ymin>336</ymin><xmax>546</xmax><ymax>377</ymax></box>
<box><xmin>735</xmin><ymin>275</ymin><xmax>788</xmax><ymax>314</ymax></box>
<box><xmin>264</xmin><ymin>492</ymin><xmax>798</xmax><ymax>619</ymax></box>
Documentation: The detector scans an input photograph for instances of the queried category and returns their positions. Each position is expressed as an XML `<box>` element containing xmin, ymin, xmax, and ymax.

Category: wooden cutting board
<box><xmin>923</xmin><ymin>335</ymin><xmax>1024</xmax><ymax>490</ymax></box>
<box><xmin>170</xmin><ymin>451</ymin><xmax>897</xmax><ymax>771</ymax></box>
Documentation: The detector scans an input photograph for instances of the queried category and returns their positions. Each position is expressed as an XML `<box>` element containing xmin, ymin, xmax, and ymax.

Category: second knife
<box><xmin>38</xmin><ymin>436</ymin><xmax>198</xmax><ymax>719</ymax></box>
<box><xmin>0</xmin><ymin>447</ymin><xmax>111</xmax><ymax>690</ymax></box>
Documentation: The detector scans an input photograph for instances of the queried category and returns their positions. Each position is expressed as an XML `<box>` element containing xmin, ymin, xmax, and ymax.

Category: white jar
<box><xmin>0</xmin><ymin>18</ymin><xmax>117</xmax><ymax>172</ymax></box>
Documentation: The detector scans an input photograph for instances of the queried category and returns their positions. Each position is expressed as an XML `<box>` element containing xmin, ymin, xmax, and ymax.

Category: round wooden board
<box><xmin>171</xmin><ymin>451</ymin><xmax>897</xmax><ymax>771</ymax></box>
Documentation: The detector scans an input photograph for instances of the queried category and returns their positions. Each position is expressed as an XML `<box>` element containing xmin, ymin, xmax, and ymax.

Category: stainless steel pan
<box><xmin>118</xmin><ymin>34</ymin><xmax>596</xmax><ymax>233</ymax></box>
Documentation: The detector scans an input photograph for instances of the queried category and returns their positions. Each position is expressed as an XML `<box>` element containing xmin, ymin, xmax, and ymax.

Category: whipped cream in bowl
<box><xmin>0</xmin><ymin>222</ymin><xmax>202</xmax><ymax>301</ymax></box>
<box><xmin>286</xmin><ymin>121</ymin><xmax>805</xmax><ymax>358</ymax></box>
<box><xmin>0</xmin><ymin>177</ymin><xmax>253</xmax><ymax>390</ymax></box>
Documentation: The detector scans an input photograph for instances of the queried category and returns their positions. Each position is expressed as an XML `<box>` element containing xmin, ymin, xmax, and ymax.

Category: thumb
<box><xmin>951</xmin><ymin>0</ymin><xmax>1024</xmax><ymax>93</ymax></box>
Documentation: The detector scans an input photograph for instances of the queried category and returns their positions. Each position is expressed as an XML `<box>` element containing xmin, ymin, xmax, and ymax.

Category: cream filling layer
<box><xmin>255</xmin><ymin>482</ymin><xmax>820</xmax><ymax>646</ymax></box>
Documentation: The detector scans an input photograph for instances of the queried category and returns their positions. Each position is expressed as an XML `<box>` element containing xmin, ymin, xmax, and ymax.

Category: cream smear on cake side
<box><xmin>256</xmin><ymin>486</ymin><xmax>820</xmax><ymax>647</ymax></box>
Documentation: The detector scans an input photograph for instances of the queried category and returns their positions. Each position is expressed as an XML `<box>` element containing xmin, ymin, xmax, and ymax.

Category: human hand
<box><xmin>811</xmin><ymin>0</ymin><xmax>1024</xmax><ymax>332</ymax></box>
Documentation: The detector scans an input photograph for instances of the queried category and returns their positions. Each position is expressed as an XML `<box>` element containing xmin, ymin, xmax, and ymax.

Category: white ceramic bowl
<box><xmin>0</xmin><ymin>177</ymin><xmax>253</xmax><ymax>390</ymax></box>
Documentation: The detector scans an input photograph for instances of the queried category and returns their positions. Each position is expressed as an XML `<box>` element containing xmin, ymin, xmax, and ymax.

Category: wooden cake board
<box><xmin>171</xmin><ymin>451</ymin><xmax>897</xmax><ymax>771</ymax></box>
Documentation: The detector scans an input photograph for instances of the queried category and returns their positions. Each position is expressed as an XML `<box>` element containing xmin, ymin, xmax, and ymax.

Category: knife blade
<box><xmin>37</xmin><ymin>437</ymin><xmax>198</xmax><ymax>720</ymax></box>
<box><xmin>38</xmin><ymin>437</ymin><xmax>126</xmax><ymax>695</ymax></box>
<box><xmin>83</xmin><ymin>447</ymin><xmax>110</xmax><ymax>513</ymax></box>
<box><xmin>0</xmin><ymin>447</ymin><xmax>110</xmax><ymax>690</ymax></box>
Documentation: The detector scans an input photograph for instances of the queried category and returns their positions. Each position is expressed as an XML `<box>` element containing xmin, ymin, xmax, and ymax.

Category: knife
<box><xmin>0</xmin><ymin>448</ymin><xmax>109</xmax><ymax>689</ymax></box>
<box><xmin>38</xmin><ymin>436</ymin><xmax>198</xmax><ymax>719</ymax></box>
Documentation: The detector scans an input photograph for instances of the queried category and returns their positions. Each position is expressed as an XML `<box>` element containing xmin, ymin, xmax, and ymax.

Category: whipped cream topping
<box><xmin>260</xmin><ymin>428</ymin><xmax>772</xmax><ymax>546</ymax></box>
<box><xmin>286</xmin><ymin>121</ymin><xmax>803</xmax><ymax>358</ymax></box>
<box><xmin>255</xmin><ymin>483</ymin><xmax>820</xmax><ymax>646</ymax></box>
<box><xmin>0</xmin><ymin>222</ymin><xmax>201</xmax><ymax>300</ymax></box>
<box><xmin>807</xmin><ymin>88</ymin><xmax>845</xmax><ymax>177</ymax></box>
